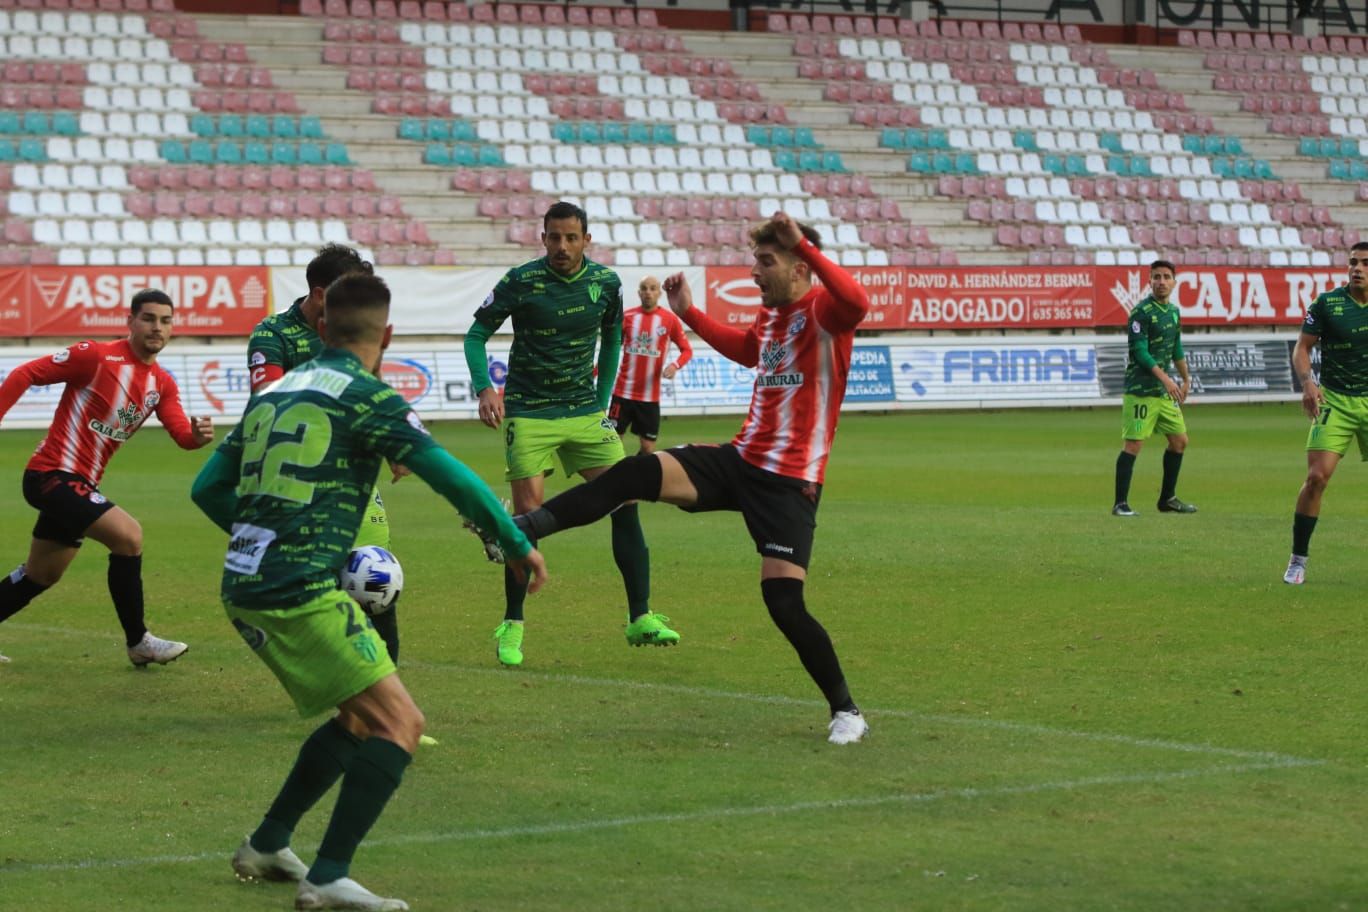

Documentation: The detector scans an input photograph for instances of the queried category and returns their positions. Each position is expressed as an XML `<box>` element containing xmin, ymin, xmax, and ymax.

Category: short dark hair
<box><xmin>1352</xmin><ymin>241</ymin><xmax>1368</xmax><ymax>254</ymax></box>
<box><xmin>1150</xmin><ymin>259</ymin><xmax>1177</xmax><ymax>275</ymax></box>
<box><xmin>130</xmin><ymin>289</ymin><xmax>173</xmax><ymax>315</ymax></box>
<box><xmin>749</xmin><ymin>219</ymin><xmax>823</xmax><ymax>250</ymax></box>
<box><xmin>543</xmin><ymin>200</ymin><xmax>588</xmax><ymax>234</ymax></box>
<box><xmin>323</xmin><ymin>273</ymin><xmax>391</xmax><ymax>345</ymax></box>
<box><xmin>306</xmin><ymin>244</ymin><xmax>372</xmax><ymax>291</ymax></box>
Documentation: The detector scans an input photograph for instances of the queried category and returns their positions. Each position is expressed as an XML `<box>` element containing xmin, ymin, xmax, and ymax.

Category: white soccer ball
<box><xmin>339</xmin><ymin>546</ymin><xmax>404</xmax><ymax>616</ymax></box>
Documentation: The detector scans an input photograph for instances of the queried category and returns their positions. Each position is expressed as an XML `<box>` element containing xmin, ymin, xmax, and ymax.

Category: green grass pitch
<box><xmin>1</xmin><ymin>405</ymin><xmax>1366</xmax><ymax>911</ymax></box>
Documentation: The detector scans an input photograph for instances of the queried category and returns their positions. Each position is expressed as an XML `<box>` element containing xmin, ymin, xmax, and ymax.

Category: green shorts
<box><xmin>225</xmin><ymin>589</ymin><xmax>395</xmax><ymax>718</ymax></box>
<box><xmin>1122</xmin><ymin>393</ymin><xmax>1186</xmax><ymax>440</ymax></box>
<box><xmin>503</xmin><ymin>413</ymin><xmax>625</xmax><ymax>480</ymax></box>
<box><xmin>1307</xmin><ymin>387</ymin><xmax>1368</xmax><ymax>460</ymax></box>
<box><xmin>352</xmin><ymin>486</ymin><xmax>390</xmax><ymax>549</ymax></box>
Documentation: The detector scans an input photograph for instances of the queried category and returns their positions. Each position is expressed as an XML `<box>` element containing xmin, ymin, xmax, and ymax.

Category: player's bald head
<box><xmin>323</xmin><ymin>273</ymin><xmax>391</xmax><ymax>345</ymax></box>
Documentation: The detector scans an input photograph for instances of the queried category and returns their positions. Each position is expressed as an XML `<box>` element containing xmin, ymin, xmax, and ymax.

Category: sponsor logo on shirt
<box><xmin>225</xmin><ymin>523</ymin><xmax>276</xmax><ymax>575</ymax></box>
<box><xmin>405</xmin><ymin>410</ymin><xmax>430</xmax><ymax>435</ymax></box>
<box><xmin>104</xmin><ymin>355</ymin><xmax>125</xmax><ymax>363</ymax></box>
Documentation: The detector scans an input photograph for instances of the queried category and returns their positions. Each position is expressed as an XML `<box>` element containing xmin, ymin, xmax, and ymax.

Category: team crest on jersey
<box><xmin>479</xmin><ymin>291</ymin><xmax>494</xmax><ymax>310</ymax></box>
<box><xmin>52</xmin><ymin>349</ymin><xmax>70</xmax><ymax>364</ymax></box>
<box><xmin>588</xmin><ymin>282</ymin><xmax>602</xmax><ymax>303</ymax></box>
<box><xmin>143</xmin><ymin>392</ymin><xmax>160</xmax><ymax>411</ymax></box>
<box><xmin>405</xmin><ymin>411</ymin><xmax>430</xmax><ymax>436</ymax></box>
<box><xmin>788</xmin><ymin>315</ymin><xmax>807</xmax><ymax>336</ymax></box>
<box><xmin>654</xmin><ymin>325</ymin><xmax>668</xmax><ymax>337</ymax></box>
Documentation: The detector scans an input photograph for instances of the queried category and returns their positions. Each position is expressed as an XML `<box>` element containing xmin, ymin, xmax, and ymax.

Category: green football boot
<box><xmin>624</xmin><ymin>612</ymin><xmax>680</xmax><ymax>647</ymax></box>
<box><xmin>493</xmin><ymin>621</ymin><xmax>524</xmax><ymax>667</ymax></box>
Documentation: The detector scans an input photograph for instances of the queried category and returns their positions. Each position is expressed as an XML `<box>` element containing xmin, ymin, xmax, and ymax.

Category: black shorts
<box><xmin>22</xmin><ymin>469</ymin><xmax>117</xmax><ymax>548</ymax></box>
<box><xmin>609</xmin><ymin>396</ymin><xmax>661</xmax><ymax>441</ymax></box>
<box><xmin>667</xmin><ymin>444</ymin><xmax>822</xmax><ymax>569</ymax></box>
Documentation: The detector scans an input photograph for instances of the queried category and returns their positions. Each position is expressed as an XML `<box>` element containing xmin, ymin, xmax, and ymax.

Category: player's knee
<box><xmin>112</xmin><ymin>523</ymin><xmax>143</xmax><ymax>556</ymax></box>
<box><xmin>761</xmin><ymin>577</ymin><xmax>806</xmax><ymax>629</ymax></box>
<box><xmin>1167</xmin><ymin>436</ymin><xmax>1187</xmax><ymax>453</ymax></box>
<box><xmin>23</xmin><ymin>561</ymin><xmax>65</xmax><ymax>587</ymax></box>
<box><xmin>1305</xmin><ymin>467</ymin><xmax>1332</xmax><ymax>491</ymax></box>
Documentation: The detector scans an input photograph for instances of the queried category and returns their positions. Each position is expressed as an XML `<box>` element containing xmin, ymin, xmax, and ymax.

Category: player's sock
<box><xmin>308</xmin><ymin>737</ymin><xmax>412</xmax><ymax>886</ymax></box>
<box><xmin>1292</xmin><ymin>512</ymin><xmax>1318</xmax><ymax>557</ymax></box>
<box><xmin>502</xmin><ymin>533</ymin><xmax>535</xmax><ymax>622</ymax></box>
<box><xmin>1159</xmin><ymin>449</ymin><xmax>1184</xmax><ymax>502</ymax></box>
<box><xmin>610</xmin><ymin>503</ymin><xmax>651</xmax><ymax>621</ymax></box>
<box><xmin>761</xmin><ymin>578</ymin><xmax>856</xmax><ymax>715</ymax></box>
<box><xmin>107</xmin><ymin>553</ymin><xmax>146</xmax><ymax>648</ymax></box>
<box><xmin>521</xmin><ymin>454</ymin><xmax>664</xmax><ymax>539</ymax></box>
<box><xmin>371</xmin><ymin>602</ymin><xmax>400</xmax><ymax>664</ymax></box>
<box><xmin>253</xmin><ymin>718</ymin><xmax>363</xmax><ymax>853</ymax></box>
<box><xmin>0</xmin><ymin>565</ymin><xmax>50</xmax><ymax>622</ymax></box>
<box><xmin>1113</xmin><ymin>451</ymin><xmax>1136</xmax><ymax>506</ymax></box>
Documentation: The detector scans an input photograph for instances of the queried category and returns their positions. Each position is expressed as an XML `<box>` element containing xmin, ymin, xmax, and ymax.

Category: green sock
<box><xmin>611</xmin><ymin>504</ymin><xmax>651</xmax><ymax>620</ymax></box>
<box><xmin>252</xmin><ymin>719</ymin><xmax>362</xmax><ymax>853</ymax></box>
<box><xmin>308</xmin><ymin>737</ymin><xmax>412</xmax><ymax>885</ymax></box>
<box><xmin>502</xmin><ymin>533</ymin><xmax>534</xmax><ymax>622</ymax></box>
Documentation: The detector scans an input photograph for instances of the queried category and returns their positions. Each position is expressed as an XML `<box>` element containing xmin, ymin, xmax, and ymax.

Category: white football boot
<box><xmin>232</xmin><ymin>836</ymin><xmax>308</xmax><ymax>882</ymax></box>
<box><xmin>295</xmin><ymin>877</ymin><xmax>409</xmax><ymax>911</ymax></box>
<box><xmin>127</xmin><ymin>631</ymin><xmax>189</xmax><ymax>667</ymax></box>
<box><xmin>827</xmin><ymin>710</ymin><xmax>869</xmax><ymax>745</ymax></box>
<box><xmin>1283</xmin><ymin>555</ymin><xmax>1307</xmax><ymax>585</ymax></box>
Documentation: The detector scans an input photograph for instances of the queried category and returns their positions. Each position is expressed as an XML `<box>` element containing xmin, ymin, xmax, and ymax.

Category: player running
<box><xmin>464</xmin><ymin>201</ymin><xmax>676</xmax><ymax>667</ymax></box>
<box><xmin>609</xmin><ymin>275</ymin><xmax>693</xmax><ymax>455</ymax></box>
<box><xmin>0</xmin><ymin>289</ymin><xmax>214</xmax><ymax>666</ymax></box>
<box><xmin>503</xmin><ymin>212</ymin><xmax>872</xmax><ymax>744</ymax></box>
<box><xmin>1283</xmin><ymin>241</ymin><xmax>1368</xmax><ymax>584</ymax></box>
<box><xmin>192</xmin><ymin>273</ymin><xmax>543</xmax><ymax>911</ymax></box>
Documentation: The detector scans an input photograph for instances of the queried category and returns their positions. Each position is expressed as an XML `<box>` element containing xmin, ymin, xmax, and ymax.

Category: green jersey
<box><xmin>248</xmin><ymin>298</ymin><xmax>322</xmax><ymax>386</ymax></box>
<box><xmin>472</xmin><ymin>257</ymin><xmax>623</xmax><ymax>418</ymax></box>
<box><xmin>218</xmin><ymin>348</ymin><xmax>438</xmax><ymax>609</ymax></box>
<box><xmin>1125</xmin><ymin>295</ymin><xmax>1184</xmax><ymax>396</ymax></box>
<box><xmin>1303</xmin><ymin>286</ymin><xmax>1368</xmax><ymax>395</ymax></box>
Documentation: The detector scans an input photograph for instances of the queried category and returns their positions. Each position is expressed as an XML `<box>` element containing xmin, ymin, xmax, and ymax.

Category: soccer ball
<box><xmin>339</xmin><ymin>546</ymin><xmax>404</xmax><ymax>616</ymax></box>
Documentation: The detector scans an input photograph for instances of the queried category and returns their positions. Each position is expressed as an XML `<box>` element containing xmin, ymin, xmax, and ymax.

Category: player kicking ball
<box><xmin>493</xmin><ymin>212</ymin><xmax>871</xmax><ymax>744</ymax></box>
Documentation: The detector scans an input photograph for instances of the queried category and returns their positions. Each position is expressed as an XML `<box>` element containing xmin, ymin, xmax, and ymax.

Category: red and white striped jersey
<box><xmin>612</xmin><ymin>306</ymin><xmax>693</xmax><ymax>404</ymax></box>
<box><xmin>0</xmin><ymin>339</ymin><xmax>198</xmax><ymax>485</ymax></box>
<box><xmin>682</xmin><ymin>239</ymin><xmax>869</xmax><ymax>484</ymax></box>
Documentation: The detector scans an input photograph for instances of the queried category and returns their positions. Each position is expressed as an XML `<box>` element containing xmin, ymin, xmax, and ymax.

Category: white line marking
<box><xmin>0</xmin><ymin>759</ymin><xmax>1322</xmax><ymax>875</ymax></box>
<box><xmin>6</xmin><ymin>623</ymin><xmax>1321</xmax><ymax>765</ymax></box>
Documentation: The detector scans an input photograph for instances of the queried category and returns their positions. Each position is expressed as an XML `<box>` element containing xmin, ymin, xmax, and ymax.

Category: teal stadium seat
<box><xmin>0</xmin><ymin>139</ymin><xmax>16</xmax><ymax>161</ymax></box>
<box><xmin>952</xmin><ymin>153</ymin><xmax>975</xmax><ymax>174</ymax></box>
<box><xmin>398</xmin><ymin>118</ymin><xmax>425</xmax><ymax>141</ymax></box>
<box><xmin>160</xmin><ymin>139</ymin><xmax>187</xmax><ymax>163</ymax></box>
<box><xmin>1225</xmin><ymin>136</ymin><xmax>1244</xmax><ymax>155</ymax></box>
<box><xmin>580</xmin><ymin>122</ymin><xmax>602</xmax><ymax>144</ymax></box>
<box><xmin>324</xmin><ymin>142</ymin><xmax>350</xmax><ymax>165</ymax></box>
<box><xmin>746</xmin><ymin>125</ymin><xmax>769</xmax><ymax>144</ymax></box>
<box><xmin>423</xmin><ymin>143</ymin><xmax>451</xmax><ymax>166</ymax></box>
<box><xmin>1012</xmin><ymin>130</ymin><xmax>1037</xmax><ymax>151</ymax></box>
<box><xmin>272</xmin><ymin>115</ymin><xmax>297</xmax><ymax>138</ymax></box>
<box><xmin>1129</xmin><ymin>155</ymin><xmax>1152</xmax><ymax>176</ymax></box>
<box><xmin>1299</xmin><ymin>137</ymin><xmax>1320</xmax><ymax>156</ymax></box>
<box><xmin>1042</xmin><ymin>153</ymin><xmax>1064</xmax><ymax>174</ymax></box>
<box><xmin>928</xmin><ymin>129</ymin><xmax>950</xmax><ymax>150</ymax></box>
<box><xmin>1232</xmin><ymin>158</ymin><xmax>1254</xmax><ymax>178</ymax></box>
<box><xmin>244</xmin><ymin>141</ymin><xmax>269</xmax><ymax>164</ymax></box>
<box><xmin>552</xmin><ymin>122</ymin><xmax>576</xmax><ymax>143</ymax></box>
<box><xmin>823</xmin><ymin>151</ymin><xmax>846</xmax><ymax>172</ymax></box>
<box><xmin>1341</xmin><ymin>138</ymin><xmax>1360</xmax><ymax>157</ymax></box>
<box><xmin>17</xmin><ymin>137</ymin><xmax>45</xmax><ymax>162</ymax></box>
<box><xmin>1182</xmin><ymin>134</ymin><xmax>1203</xmax><ymax>153</ymax></box>
<box><xmin>880</xmin><ymin>128</ymin><xmax>904</xmax><ymax>149</ymax></box>
<box><xmin>245</xmin><ymin>115</ymin><xmax>271</xmax><ymax>139</ymax></box>
<box><xmin>1328</xmin><ymin>158</ymin><xmax>1352</xmax><ymax>179</ymax></box>
<box><xmin>1351</xmin><ymin>159</ymin><xmax>1368</xmax><ymax>181</ymax></box>
<box><xmin>21</xmin><ymin>112</ymin><xmax>49</xmax><ymax>134</ymax></box>
<box><xmin>0</xmin><ymin>112</ymin><xmax>20</xmax><ymax>134</ymax></box>
<box><xmin>794</xmin><ymin>127</ymin><xmax>817</xmax><ymax>147</ymax></box>
<box><xmin>904</xmin><ymin>129</ymin><xmax>926</xmax><ymax>150</ymax></box>
<box><xmin>907</xmin><ymin>151</ymin><xmax>931</xmax><ymax>172</ymax></box>
<box><xmin>601</xmin><ymin>122</ymin><xmax>626</xmax><ymax>144</ymax></box>
<box><xmin>771</xmin><ymin>126</ymin><xmax>795</xmax><ymax>146</ymax></box>
<box><xmin>298</xmin><ymin>142</ymin><xmax>324</xmax><ymax>166</ymax></box>
<box><xmin>219</xmin><ymin>114</ymin><xmax>244</xmax><ymax>137</ymax></box>
<box><xmin>188</xmin><ymin>140</ymin><xmax>215</xmax><ymax>164</ymax></box>
<box><xmin>52</xmin><ymin>112</ymin><xmax>78</xmax><ymax>136</ymax></box>
<box><xmin>1202</xmin><ymin>134</ymin><xmax>1224</xmax><ymax>155</ymax></box>
<box><xmin>1107</xmin><ymin>154</ymin><xmax>1129</xmax><ymax>175</ymax></box>
<box><xmin>191</xmin><ymin>113</ymin><xmax>217</xmax><ymax>137</ymax></box>
<box><xmin>215</xmin><ymin>140</ymin><xmax>242</xmax><ymax>164</ymax></box>
<box><xmin>773</xmin><ymin>148</ymin><xmax>798</xmax><ymax>170</ymax></box>
<box><xmin>299</xmin><ymin>116</ymin><xmax>323</xmax><ymax>139</ymax></box>
<box><xmin>426</xmin><ymin>119</ymin><xmax>451</xmax><ymax>141</ymax></box>
<box><xmin>1065</xmin><ymin>154</ymin><xmax>1088</xmax><ymax>176</ymax></box>
<box><xmin>1319</xmin><ymin>137</ymin><xmax>1340</xmax><ymax>157</ymax></box>
<box><xmin>626</xmin><ymin>122</ymin><xmax>652</xmax><ymax>144</ymax></box>
<box><xmin>451</xmin><ymin>143</ymin><xmax>478</xmax><ymax>167</ymax></box>
<box><xmin>651</xmin><ymin>124</ymin><xmax>676</xmax><ymax>144</ymax></box>
<box><xmin>451</xmin><ymin>121</ymin><xmax>478</xmax><ymax>143</ymax></box>
<box><xmin>270</xmin><ymin>142</ymin><xmax>296</xmax><ymax>165</ymax></box>
<box><xmin>478</xmin><ymin>144</ymin><xmax>504</xmax><ymax>166</ymax></box>
<box><xmin>1099</xmin><ymin>132</ymin><xmax>1124</xmax><ymax>153</ymax></box>
<box><xmin>798</xmin><ymin>149</ymin><xmax>823</xmax><ymax>171</ymax></box>
<box><xmin>1254</xmin><ymin>158</ymin><xmax>1274</xmax><ymax>179</ymax></box>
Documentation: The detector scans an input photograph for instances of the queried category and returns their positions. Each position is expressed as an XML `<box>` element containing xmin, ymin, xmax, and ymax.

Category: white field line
<box><xmin>5</xmin><ymin>621</ymin><xmax>1321</xmax><ymax>765</ymax></box>
<box><xmin>0</xmin><ymin>758</ymin><xmax>1322</xmax><ymax>875</ymax></box>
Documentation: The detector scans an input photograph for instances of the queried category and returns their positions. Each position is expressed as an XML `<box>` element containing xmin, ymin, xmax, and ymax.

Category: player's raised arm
<box><xmin>665</xmin><ymin>273</ymin><xmax>759</xmax><ymax>367</ymax></box>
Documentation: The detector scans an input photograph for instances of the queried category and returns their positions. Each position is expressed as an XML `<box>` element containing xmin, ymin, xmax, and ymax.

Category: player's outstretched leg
<box><xmin>518</xmin><ymin>454</ymin><xmax>664</xmax><ymax>540</ymax></box>
<box><xmin>761</xmin><ymin>578</ymin><xmax>867</xmax><ymax>744</ymax></box>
